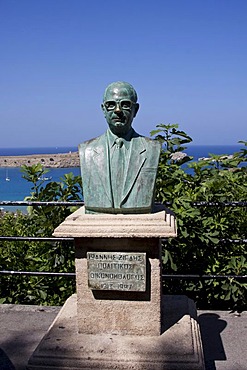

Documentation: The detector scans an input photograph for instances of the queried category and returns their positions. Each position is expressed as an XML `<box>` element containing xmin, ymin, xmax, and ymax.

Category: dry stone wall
<box><xmin>0</xmin><ymin>152</ymin><xmax>80</xmax><ymax>168</ymax></box>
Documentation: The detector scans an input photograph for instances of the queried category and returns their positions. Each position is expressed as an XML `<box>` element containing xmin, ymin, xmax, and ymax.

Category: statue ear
<box><xmin>101</xmin><ymin>103</ymin><xmax>106</xmax><ymax>117</ymax></box>
<box><xmin>133</xmin><ymin>103</ymin><xmax>139</xmax><ymax>117</ymax></box>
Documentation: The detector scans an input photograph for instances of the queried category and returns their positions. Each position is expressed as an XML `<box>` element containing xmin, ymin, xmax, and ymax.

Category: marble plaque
<box><xmin>87</xmin><ymin>252</ymin><xmax>146</xmax><ymax>291</ymax></box>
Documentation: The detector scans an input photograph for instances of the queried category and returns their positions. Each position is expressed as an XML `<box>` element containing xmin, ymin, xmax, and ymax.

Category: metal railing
<box><xmin>0</xmin><ymin>200</ymin><xmax>246</xmax><ymax>281</ymax></box>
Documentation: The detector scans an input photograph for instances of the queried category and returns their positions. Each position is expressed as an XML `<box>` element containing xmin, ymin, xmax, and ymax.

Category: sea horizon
<box><xmin>0</xmin><ymin>146</ymin><xmax>78</xmax><ymax>156</ymax></box>
<box><xmin>0</xmin><ymin>144</ymin><xmax>244</xmax><ymax>212</ymax></box>
<box><xmin>0</xmin><ymin>143</ymin><xmax>243</xmax><ymax>158</ymax></box>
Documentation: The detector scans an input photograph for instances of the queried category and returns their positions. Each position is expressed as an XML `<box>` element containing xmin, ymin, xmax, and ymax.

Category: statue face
<box><xmin>101</xmin><ymin>85</ymin><xmax>139</xmax><ymax>136</ymax></box>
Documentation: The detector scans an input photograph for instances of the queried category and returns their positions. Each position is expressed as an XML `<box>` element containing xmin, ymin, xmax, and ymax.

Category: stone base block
<box><xmin>27</xmin><ymin>294</ymin><xmax>205</xmax><ymax>370</ymax></box>
<box><xmin>75</xmin><ymin>238</ymin><xmax>162</xmax><ymax>336</ymax></box>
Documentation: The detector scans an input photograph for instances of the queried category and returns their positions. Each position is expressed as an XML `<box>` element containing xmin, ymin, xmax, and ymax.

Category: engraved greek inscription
<box><xmin>100</xmin><ymin>283</ymin><xmax>114</xmax><ymax>289</ymax></box>
<box><xmin>129</xmin><ymin>255</ymin><xmax>143</xmax><ymax>262</ymax></box>
<box><xmin>87</xmin><ymin>252</ymin><xmax>146</xmax><ymax>292</ymax></box>
<box><xmin>118</xmin><ymin>283</ymin><xmax>133</xmax><ymax>290</ymax></box>
<box><xmin>97</xmin><ymin>262</ymin><xmax>133</xmax><ymax>270</ymax></box>
<box><xmin>118</xmin><ymin>255</ymin><xmax>128</xmax><ymax>261</ymax></box>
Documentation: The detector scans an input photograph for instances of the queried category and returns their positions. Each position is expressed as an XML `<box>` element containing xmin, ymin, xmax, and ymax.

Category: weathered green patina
<box><xmin>79</xmin><ymin>81</ymin><xmax>161</xmax><ymax>214</ymax></box>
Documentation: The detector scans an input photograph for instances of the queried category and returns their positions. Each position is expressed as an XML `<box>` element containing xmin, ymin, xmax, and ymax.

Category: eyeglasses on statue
<box><xmin>103</xmin><ymin>99</ymin><xmax>136</xmax><ymax>111</ymax></box>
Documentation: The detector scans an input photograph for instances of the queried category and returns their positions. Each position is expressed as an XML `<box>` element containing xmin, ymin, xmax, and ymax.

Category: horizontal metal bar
<box><xmin>0</xmin><ymin>237</ymin><xmax>245</xmax><ymax>245</ymax></box>
<box><xmin>0</xmin><ymin>201</ymin><xmax>84</xmax><ymax>206</ymax></box>
<box><xmin>221</xmin><ymin>239</ymin><xmax>247</xmax><ymax>244</ymax></box>
<box><xmin>0</xmin><ymin>236</ymin><xmax>74</xmax><ymax>242</ymax></box>
<box><xmin>0</xmin><ymin>270</ymin><xmax>76</xmax><ymax>277</ymax></box>
<box><xmin>162</xmin><ymin>274</ymin><xmax>247</xmax><ymax>280</ymax></box>
<box><xmin>192</xmin><ymin>201</ymin><xmax>247</xmax><ymax>207</ymax></box>
<box><xmin>0</xmin><ymin>200</ymin><xmax>246</xmax><ymax>207</ymax></box>
<box><xmin>0</xmin><ymin>270</ymin><xmax>245</xmax><ymax>280</ymax></box>
<box><xmin>161</xmin><ymin>238</ymin><xmax>247</xmax><ymax>244</ymax></box>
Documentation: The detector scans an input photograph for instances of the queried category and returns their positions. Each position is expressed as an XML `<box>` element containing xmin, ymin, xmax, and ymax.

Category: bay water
<box><xmin>0</xmin><ymin>145</ymin><xmax>242</xmax><ymax>212</ymax></box>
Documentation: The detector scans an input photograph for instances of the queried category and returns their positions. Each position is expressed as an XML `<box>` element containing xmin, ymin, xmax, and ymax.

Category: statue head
<box><xmin>101</xmin><ymin>81</ymin><xmax>139</xmax><ymax>136</ymax></box>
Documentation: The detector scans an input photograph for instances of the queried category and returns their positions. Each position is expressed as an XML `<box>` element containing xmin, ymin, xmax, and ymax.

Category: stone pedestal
<box><xmin>27</xmin><ymin>294</ymin><xmax>204</xmax><ymax>370</ymax></box>
<box><xmin>27</xmin><ymin>206</ymin><xmax>205</xmax><ymax>369</ymax></box>
<box><xmin>53</xmin><ymin>206</ymin><xmax>176</xmax><ymax>336</ymax></box>
<box><xmin>75</xmin><ymin>237</ymin><xmax>162</xmax><ymax>336</ymax></box>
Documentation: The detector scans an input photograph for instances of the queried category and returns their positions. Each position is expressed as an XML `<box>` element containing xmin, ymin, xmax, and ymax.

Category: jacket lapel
<box><xmin>92</xmin><ymin>134</ymin><xmax>112</xmax><ymax>205</ymax></box>
<box><xmin>121</xmin><ymin>136</ymin><xmax>147</xmax><ymax>204</ymax></box>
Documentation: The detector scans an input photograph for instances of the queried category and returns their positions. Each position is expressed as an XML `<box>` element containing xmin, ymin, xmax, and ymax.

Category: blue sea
<box><xmin>0</xmin><ymin>145</ymin><xmax>243</xmax><ymax>212</ymax></box>
<box><xmin>0</xmin><ymin>147</ymin><xmax>81</xmax><ymax>212</ymax></box>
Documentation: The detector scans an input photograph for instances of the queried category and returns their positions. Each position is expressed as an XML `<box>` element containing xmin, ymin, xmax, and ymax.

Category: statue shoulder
<box><xmin>142</xmin><ymin>136</ymin><xmax>162</xmax><ymax>151</ymax></box>
<box><xmin>132</xmin><ymin>130</ymin><xmax>161</xmax><ymax>149</ymax></box>
<box><xmin>78</xmin><ymin>133</ymin><xmax>106</xmax><ymax>153</ymax></box>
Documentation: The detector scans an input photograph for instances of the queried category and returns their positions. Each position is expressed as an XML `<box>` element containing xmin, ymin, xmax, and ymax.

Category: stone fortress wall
<box><xmin>0</xmin><ymin>151</ymin><xmax>80</xmax><ymax>168</ymax></box>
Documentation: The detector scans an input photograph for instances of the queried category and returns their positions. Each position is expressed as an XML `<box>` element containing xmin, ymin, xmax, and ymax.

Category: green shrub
<box><xmin>0</xmin><ymin>166</ymin><xmax>82</xmax><ymax>305</ymax></box>
<box><xmin>0</xmin><ymin>132</ymin><xmax>246</xmax><ymax>310</ymax></box>
<box><xmin>152</xmin><ymin>124</ymin><xmax>247</xmax><ymax>311</ymax></box>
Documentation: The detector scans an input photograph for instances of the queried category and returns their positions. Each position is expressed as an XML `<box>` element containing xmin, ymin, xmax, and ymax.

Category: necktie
<box><xmin>111</xmin><ymin>138</ymin><xmax>125</xmax><ymax>208</ymax></box>
<box><xmin>115</xmin><ymin>137</ymin><xmax>124</xmax><ymax>149</ymax></box>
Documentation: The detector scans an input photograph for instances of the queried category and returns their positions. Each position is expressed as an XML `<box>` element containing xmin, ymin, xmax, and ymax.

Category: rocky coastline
<box><xmin>0</xmin><ymin>151</ymin><xmax>80</xmax><ymax>168</ymax></box>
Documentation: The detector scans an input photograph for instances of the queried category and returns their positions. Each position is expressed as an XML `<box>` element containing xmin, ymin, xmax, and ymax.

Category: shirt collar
<box><xmin>107</xmin><ymin>128</ymin><xmax>133</xmax><ymax>150</ymax></box>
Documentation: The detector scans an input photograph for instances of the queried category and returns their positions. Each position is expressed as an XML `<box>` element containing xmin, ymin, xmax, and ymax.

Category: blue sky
<box><xmin>0</xmin><ymin>0</ymin><xmax>246</xmax><ymax>147</ymax></box>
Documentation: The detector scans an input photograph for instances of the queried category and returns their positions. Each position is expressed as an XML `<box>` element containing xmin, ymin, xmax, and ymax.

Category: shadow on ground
<box><xmin>0</xmin><ymin>348</ymin><xmax>16</xmax><ymax>370</ymax></box>
<box><xmin>198</xmin><ymin>313</ymin><xmax>227</xmax><ymax>370</ymax></box>
<box><xmin>0</xmin><ymin>305</ymin><xmax>60</xmax><ymax>370</ymax></box>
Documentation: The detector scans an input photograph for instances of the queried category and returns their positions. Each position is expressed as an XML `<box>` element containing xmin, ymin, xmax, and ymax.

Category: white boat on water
<box><xmin>5</xmin><ymin>169</ymin><xmax>10</xmax><ymax>181</ymax></box>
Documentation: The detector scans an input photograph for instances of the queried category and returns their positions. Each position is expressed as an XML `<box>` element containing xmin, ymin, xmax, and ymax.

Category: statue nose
<box><xmin>114</xmin><ymin>102</ymin><xmax>121</xmax><ymax>112</ymax></box>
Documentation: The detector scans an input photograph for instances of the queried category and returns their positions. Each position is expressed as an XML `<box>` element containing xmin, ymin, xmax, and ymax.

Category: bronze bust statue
<box><xmin>79</xmin><ymin>81</ymin><xmax>161</xmax><ymax>214</ymax></box>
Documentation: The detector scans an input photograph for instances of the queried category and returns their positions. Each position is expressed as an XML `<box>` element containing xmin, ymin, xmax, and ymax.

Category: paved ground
<box><xmin>0</xmin><ymin>304</ymin><xmax>246</xmax><ymax>370</ymax></box>
<box><xmin>198</xmin><ymin>310</ymin><xmax>247</xmax><ymax>370</ymax></box>
<box><xmin>0</xmin><ymin>304</ymin><xmax>60</xmax><ymax>370</ymax></box>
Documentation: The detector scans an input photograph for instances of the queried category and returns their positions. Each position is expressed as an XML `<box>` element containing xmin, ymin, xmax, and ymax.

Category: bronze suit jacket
<box><xmin>78</xmin><ymin>129</ymin><xmax>161</xmax><ymax>213</ymax></box>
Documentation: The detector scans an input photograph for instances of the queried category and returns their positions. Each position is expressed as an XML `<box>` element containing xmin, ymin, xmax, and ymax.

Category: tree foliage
<box><xmin>152</xmin><ymin>124</ymin><xmax>247</xmax><ymax>311</ymax></box>
<box><xmin>0</xmin><ymin>129</ymin><xmax>246</xmax><ymax>310</ymax></box>
<box><xmin>0</xmin><ymin>166</ymin><xmax>82</xmax><ymax>305</ymax></box>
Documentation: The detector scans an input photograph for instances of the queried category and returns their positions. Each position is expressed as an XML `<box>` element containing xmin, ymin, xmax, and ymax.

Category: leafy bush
<box><xmin>0</xmin><ymin>132</ymin><xmax>246</xmax><ymax>310</ymax></box>
<box><xmin>152</xmin><ymin>124</ymin><xmax>247</xmax><ymax>311</ymax></box>
<box><xmin>0</xmin><ymin>165</ymin><xmax>82</xmax><ymax>305</ymax></box>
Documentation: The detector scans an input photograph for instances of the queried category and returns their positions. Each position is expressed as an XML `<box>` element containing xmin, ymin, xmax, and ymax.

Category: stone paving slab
<box><xmin>198</xmin><ymin>310</ymin><xmax>247</xmax><ymax>370</ymax></box>
<box><xmin>0</xmin><ymin>304</ymin><xmax>60</xmax><ymax>370</ymax></box>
